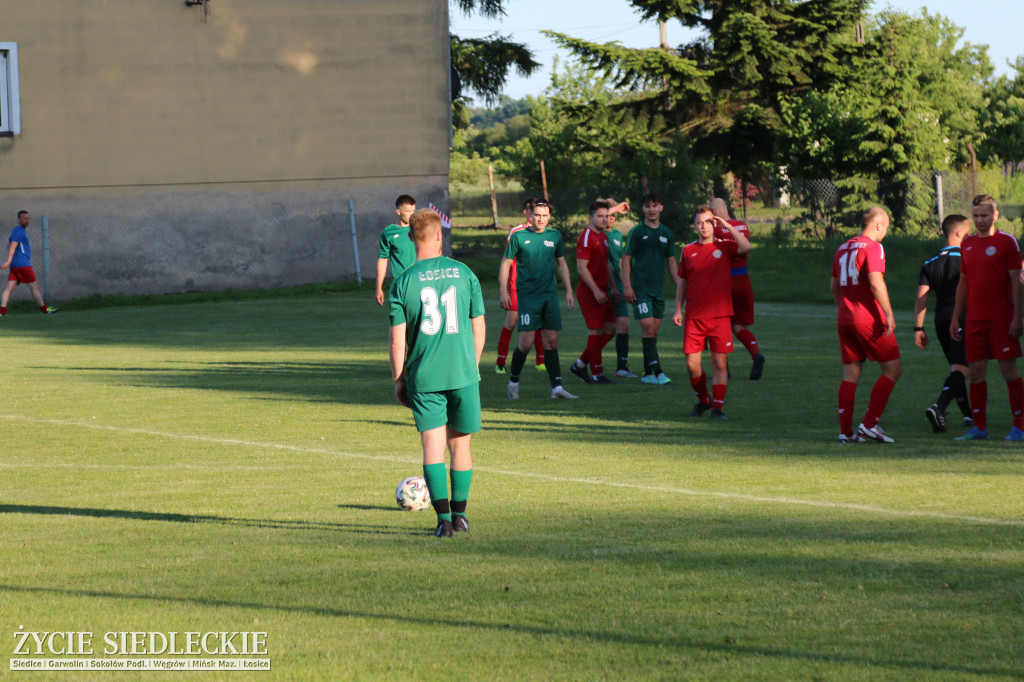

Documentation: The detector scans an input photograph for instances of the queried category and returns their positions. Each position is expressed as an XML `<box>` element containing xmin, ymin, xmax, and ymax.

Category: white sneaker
<box><xmin>857</xmin><ymin>422</ymin><xmax>894</xmax><ymax>443</ymax></box>
<box><xmin>507</xmin><ymin>381</ymin><xmax>519</xmax><ymax>400</ymax></box>
<box><xmin>551</xmin><ymin>386</ymin><xmax>578</xmax><ymax>399</ymax></box>
<box><xmin>614</xmin><ymin>368</ymin><xmax>638</xmax><ymax>378</ymax></box>
<box><xmin>837</xmin><ymin>433</ymin><xmax>866</xmax><ymax>443</ymax></box>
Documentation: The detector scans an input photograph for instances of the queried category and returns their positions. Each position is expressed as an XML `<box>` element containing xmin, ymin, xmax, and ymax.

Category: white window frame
<box><xmin>0</xmin><ymin>43</ymin><xmax>21</xmax><ymax>135</ymax></box>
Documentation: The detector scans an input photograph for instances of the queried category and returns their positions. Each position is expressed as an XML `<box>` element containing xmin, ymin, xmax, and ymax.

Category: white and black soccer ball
<box><xmin>395</xmin><ymin>475</ymin><xmax>431</xmax><ymax>511</ymax></box>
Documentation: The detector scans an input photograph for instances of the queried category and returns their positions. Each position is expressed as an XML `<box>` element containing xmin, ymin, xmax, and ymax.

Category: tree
<box><xmin>779</xmin><ymin>10</ymin><xmax>993</xmax><ymax>233</ymax></box>
<box><xmin>449</xmin><ymin>1</ymin><xmax>541</xmax><ymax>127</ymax></box>
<box><xmin>544</xmin><ymin>0</ymin><xmax>869</xmax><ymax>185</ymax></box>
<box><xmin>980</xmin><ymin>57</ymin><xmax>1024</xmax><ymax>166</ymax></box>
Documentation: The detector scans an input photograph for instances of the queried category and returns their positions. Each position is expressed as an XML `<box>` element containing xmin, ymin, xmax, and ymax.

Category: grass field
<box><xmin>2</xmin><ymin>283</ymin><xmax>1023</xmax><ymax>680</ymax></box>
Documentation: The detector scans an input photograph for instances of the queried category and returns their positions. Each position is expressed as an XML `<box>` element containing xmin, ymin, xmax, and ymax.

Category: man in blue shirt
<box><xmin>0</xmin><ymin>211</ymin><xmax>58</xmax><ymax>316</ymax></box>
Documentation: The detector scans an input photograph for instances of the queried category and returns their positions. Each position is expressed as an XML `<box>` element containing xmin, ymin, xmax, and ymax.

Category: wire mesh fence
<box><xmin>452</xmin><ymin>168</ymin><xmax>1024</xmax><ymax>242</ymax></box>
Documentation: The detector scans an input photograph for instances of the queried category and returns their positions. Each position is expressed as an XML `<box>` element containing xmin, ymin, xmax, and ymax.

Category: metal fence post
<box><xmin>41</xmin><ymin>214</ymin><xmax>50</xmax><ymax>302</ymax></box>
<box><xmin>934</xmin><ymin>172</ymin><xmax>944</xmax><ymax>229</ymax></box>
<box><xmin>348</xmin><ymin>199</ymin><xmax>361</xmax><ymax>285</ymax></box>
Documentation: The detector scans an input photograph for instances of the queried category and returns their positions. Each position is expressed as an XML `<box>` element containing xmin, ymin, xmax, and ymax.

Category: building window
<box><xmin>0</xmin><ymin>43</ymin><xmax>21</xmax><ymax>136</ymax></box>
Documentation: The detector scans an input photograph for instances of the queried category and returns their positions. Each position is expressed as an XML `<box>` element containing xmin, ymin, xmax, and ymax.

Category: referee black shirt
<box><xmin>919</xmin><ymin>246</ymin><xmax>961</xmax><ymax>317</ymax></box>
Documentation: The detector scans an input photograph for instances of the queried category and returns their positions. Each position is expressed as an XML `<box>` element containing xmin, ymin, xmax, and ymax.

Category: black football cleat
<box><xmin>688</xmin><ymin>401</ymin><xmax>712</xmax><ymax>417</ymax></box>
<box><xmin>452</xmin><ymin>515</ymin><xmax>470</xmax><ymax>532</ymax></box>
<box><xmin>710</xmin><ymin>409</ymin><xmax>728</xmax><ymax>420</ymax></box>
<box><xmin>749</xmin><ymin>353</ymin><xmax>765</xmax><ymax>380</ymax></box>
<box><xmin>924</xmin><ymin>404</ymin><xmax>946</xmax><ymax>433</ymax></box>
<box><xmin>592</xmin><ymin>374</ymin><xmax>616</xmax><ymax>385</ymax></box>
<box><xmin>434</xmin><ymin>520</ymin><xmax>454</xmax><ymax>537</ymax></box>
<box><xmin>570</xmin><ymin>363</ymin><xmax>593</xmax><ymax>384</ymax></box>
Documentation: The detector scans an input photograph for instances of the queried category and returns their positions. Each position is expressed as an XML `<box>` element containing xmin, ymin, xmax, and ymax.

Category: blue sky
<box><xmin>450</xmin><ymin>0</ymin><xmax>1023</xmax><ymax>103</ymax></box>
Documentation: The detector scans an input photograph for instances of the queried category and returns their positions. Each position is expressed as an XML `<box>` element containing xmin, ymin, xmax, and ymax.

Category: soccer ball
<box><xmin>395</xmin><ymin>475</ymin><xmax>431</xmax><ymax>511</ymax></box>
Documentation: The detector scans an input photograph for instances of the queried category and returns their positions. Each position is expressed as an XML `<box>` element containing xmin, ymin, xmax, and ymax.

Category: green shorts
<box><xmin>632</xmin><ymin>294</ymin><xmax>664</xmax><ymax>321</ymax></box>
<box><xmin>410</xmin><ymin>383</ymin><xmax>481</xmax><ymax>434</ymax></box>
<box><xmin>517</xmin><ymin>292</ymin><xmax>562</xmax><ymax>332</ymax></box>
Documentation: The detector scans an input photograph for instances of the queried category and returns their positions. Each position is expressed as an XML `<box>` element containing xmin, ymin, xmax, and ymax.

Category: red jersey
<box><xmin>960</xmin><ymin>230</ymin><xmax>1021</xmax><ymax>321</ymax></box>
<box><xmin>506</xmin><ymin>223</ymin><xmax>530</xmax><ymax>293</ymax></box>
<box><xmin>832</xmin><ymin>236</ymin><xmax>886</xmax><ymax>325</ymax></box>
<box><xmin>677</xmin><ymin>239</ymin><xmax>738</xmax><ymax>319</ymax></box>
<box><xmin>576</xmin><ymin>227</ymin><xmax>611</xmax><ymax>289</ymax></box>
<box><xmin>714</xmin><ymin>219</ymin><xmax>750</xmax><ymax>269</ymax></box>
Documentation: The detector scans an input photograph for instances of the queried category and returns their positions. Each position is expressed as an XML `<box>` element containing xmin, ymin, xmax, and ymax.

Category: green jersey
<box><xmin>607</xmin><ymin>227</ymin><xmax>627</xmax><ymax>294</ymax></box>
<box><xmin>503</xmin><ymin>227</ymin><xmax>565</xmax><ymax>299</ymax></box>
<box><xmin>624</xmin><ymin>222</ymin><xmax>674</xmax><ymax>296</ymax></box>
<box><xmin>389</xmin><ymin>256</ymin><xmax>485</xmax><ymax>393</ymax></box>
<box><xmin>378</xmin><ymin>224</ymin><xmax>417</xmax><ymax>279</ymax></box>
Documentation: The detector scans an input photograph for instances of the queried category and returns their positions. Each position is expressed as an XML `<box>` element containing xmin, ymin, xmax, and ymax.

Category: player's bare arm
<box><xmin>576</xmin><ymin>257</ymin><xmax>608</xmax><ymax>304</ymax></box>
<box><xmin>621</xmin><ymin>255</ymin><xmax>635</xmax><ymax>303</ymax></box>
<box><xmin>471</xmin><ymin>314</ymin><xmax>486</xmax><ymax>367</ymax></box>
<box><xmin>868</xmin><ymin>271</ymin><xmax>896</xmax><ymax>335</ymax></box>
<box><xmin>1010</xmin><ymin>268</ymin><xmax>1023</xmax><ymax>339</ymax></box>
<box><xmin>557</xmin><ymin>256</ymin><xmax>575</xmax><ymax>310</ymax></box>
<box><xmin>712</xmin><ymin>216</ymin><xmax>752</xmax><ymax>255</ymax></box>
<box><xmin>0</xmin><ymin>241</ymin><xmax>16</xmax><ymax>270</ymax></box>
<box><xmin>388</xmin><ymin>323</ymin><xmax>410</xmax><ymax>407</ymax></box>
<box><xmin>950</xmin><ymin>278</ymin><xmax>967</xmax><ymax>342</ymax></box>
<box><xmin>375</xmin><ymin>258</ymin><xmax>389</xmax><ymax>305</ymax></box>
<box><xmin>913</xmin><ymin>284</ymin><xmax>931</xmax><ymax>351</ymax></box>
<box><xmin>667</xmin><ymin>256</ymin><xmax>682</xmax><ymax>287</ymax></box>
<box><xmin>498</xmin><ymin>258</ymin><xmax>514</xmax><ymax>311</ymax></box>
<box><xmin>829</xmin><ymin>276</ymin><xmax>840</xmax><ymax>306</ymax></box>
<box><xmin>672</xmin><ymin>278</ymin><xmax>687</xmax><ymax>327</ymax></box>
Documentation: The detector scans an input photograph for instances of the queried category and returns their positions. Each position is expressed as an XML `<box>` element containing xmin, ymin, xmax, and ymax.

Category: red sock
<box><xmin>862</xmin><ymin>375</ymin><xmax>896</xmax><ymax>429</ymax></box>
<box><xmin>735</xmin><ymin>328</ymin><xmax>759</xmax><ymax>358</ymax></box>
<box><xmin>970</xmin><ymin>381</ymin><xmax>988</xmax><ymax>431</ymax></box>
<box><xmin>585</xmin><ymin>335</ymin><xmax>605</xmax><ymax>376</ymax></box>
<box><xmin>496</xmin><ymin>327</ymin><xmax>513</xmax><ymax>366</ymax></box>
<box><xmin>690</xmin><ymin>373</ymin><xmax>709</xmax><ymax>405</ymax></box>
<box><xmin>1008</xmin><ymin>377</ymin><xmax>1024</xmax><ymax>429</ymax></box>
<box><xmin>711</xmin><ymin>383</ymin><xmax>727</xmax><ymax>411</ymax></box>
<box><xmin>0</xmin><ymin>306</ymin><xmax>6</xmax><ymax>315</ymax></box>
<box><xmin>838</xmin><ymin>380</ymin><xmax>857</xmax><ymax>436</ymax></box>
<box><xmin>534</xmin><ymin>331</ymin><xmax>545</xmax><ymax>366</ymax></box>
<box><xmin>40</xmin><ymin>305</ymin><xmax>48</xmax><ymax>313</ymax></box>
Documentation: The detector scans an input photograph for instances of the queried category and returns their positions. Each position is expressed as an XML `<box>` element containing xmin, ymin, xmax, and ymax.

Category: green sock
<box><xmin>450</xmin><ymin>469</ymin><xmax>473</xmax><ymax>516</ymax></box>
<box><xmin>423</xmin><ymin>462</ymin><xmax>451</xmax><ymax>522</ymax></box>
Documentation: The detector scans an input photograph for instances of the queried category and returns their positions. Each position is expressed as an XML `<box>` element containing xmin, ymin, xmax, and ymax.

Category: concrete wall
<box><xmin>0</xmin><ymin>0</ymin><xmax>450</xmax><ymax>298</ymax></box>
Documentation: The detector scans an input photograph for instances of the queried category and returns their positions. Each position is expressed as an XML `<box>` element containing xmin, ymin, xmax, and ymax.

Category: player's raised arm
<box><xmin>713</xmin><ymin>216</ymin><xmax>751</xmax><ymax>255</ymax></box>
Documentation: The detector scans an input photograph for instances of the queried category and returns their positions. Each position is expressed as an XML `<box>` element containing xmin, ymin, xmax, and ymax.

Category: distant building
<box><xmin>0</xmin><ymin>1</ymin><xmax>449</xmax><ymax>297</ymax></box>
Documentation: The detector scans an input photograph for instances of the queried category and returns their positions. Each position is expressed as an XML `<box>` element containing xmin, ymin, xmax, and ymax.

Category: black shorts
<box><xmin>934</xmin><ymin>314</ymin><xmax>967</xmax><ymax>367</ymax></box>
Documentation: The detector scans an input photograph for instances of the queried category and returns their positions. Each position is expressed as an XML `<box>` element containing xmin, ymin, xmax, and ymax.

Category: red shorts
<box><xmin>837</xmin><ymin>321</ymin><xmax>900</xmax><ymax>364</ymax></box>
<box><xmin>731</xmin><ymin>274</ymin><xmax>754</xmax><ymax>326</ymax></box>
<box><xmin>576</xmin><ymin>286</ymin><xmax>615</xmax><ymax>330</ymax></box>
<box><xmin>684</xmin><ymin>316</ymin><xmax>733</xmax><ymax>354</ymax></box>
<box><xmin>8</xmin><ymin>266</ymin><xmax>36</xmax><ymax>284</ymax></box>
<box><xmin>965</xmin><ymin>318</ymin><xmax>1023</xmax><ymax>363</ymax></box>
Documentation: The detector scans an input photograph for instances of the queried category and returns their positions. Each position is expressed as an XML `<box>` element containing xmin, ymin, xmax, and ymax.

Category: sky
<box><xmin>450</xmin><ymin>0</ymin><xmax>1023</xmax><ymax>104</ymax></box>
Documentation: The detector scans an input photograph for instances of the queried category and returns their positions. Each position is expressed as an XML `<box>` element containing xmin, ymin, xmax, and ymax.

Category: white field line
<box><xmin>1</xmin><ymin>413</ymin><xmax>1021</xmax><ymax>528</ymax></box>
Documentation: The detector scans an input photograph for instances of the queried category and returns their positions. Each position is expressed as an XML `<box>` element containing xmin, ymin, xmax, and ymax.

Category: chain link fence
<box><xmin>452</xmin><ymin>168</ymin><xmax>1024</xmax><ymax>242</ymax></box>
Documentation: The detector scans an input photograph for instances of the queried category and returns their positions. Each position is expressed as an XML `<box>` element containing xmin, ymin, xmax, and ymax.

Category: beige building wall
<box><xmin>0</xmin><ymin>0</ymin><xmax>450</xmax><ymax>297</ymax></box>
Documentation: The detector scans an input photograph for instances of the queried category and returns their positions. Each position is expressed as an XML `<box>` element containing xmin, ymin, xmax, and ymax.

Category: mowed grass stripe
<box><xmin>3</xmin><ymin>411</ymin><xmax>1021</xmax><ymax>528</ymax></box>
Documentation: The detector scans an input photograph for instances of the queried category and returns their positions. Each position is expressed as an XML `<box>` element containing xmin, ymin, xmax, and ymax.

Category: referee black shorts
<box><xmin>934</xmin><ymin>314</ymin><xmax>967</xmax><ymax>367</ymax></box>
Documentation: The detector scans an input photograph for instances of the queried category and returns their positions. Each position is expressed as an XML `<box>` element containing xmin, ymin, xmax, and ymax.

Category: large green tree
<box><xmin>980</xmin><ymin>57</ymin><xmax>1024</xmax><ymax>165</ymax></box>
<box><xmin>449</xmin><ymin>1</ymin><xmax>540</xmax><ymax>127</ymax></box>
<box><xmin>544</xmin><ymin>0</ymin><xmax>869</xmax><ymax>183</ymax></box>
